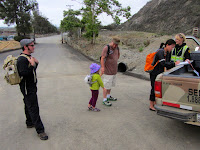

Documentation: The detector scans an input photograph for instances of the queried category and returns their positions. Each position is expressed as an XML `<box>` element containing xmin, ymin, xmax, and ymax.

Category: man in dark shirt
<box><xmin>17</xmin><ymin>39</ymin><xmax>48</xmax><ymax>140</ymax></box>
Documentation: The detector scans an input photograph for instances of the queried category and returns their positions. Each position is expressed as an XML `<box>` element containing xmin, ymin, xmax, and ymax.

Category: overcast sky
<box><xmin>0</xmin><ymin>0</ymin><xmax>150</xmax><ymax>27</ymax></box>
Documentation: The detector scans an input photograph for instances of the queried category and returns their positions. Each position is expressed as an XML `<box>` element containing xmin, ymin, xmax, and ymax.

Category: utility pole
<box><xmin>92</xmin><ymin>2</ymin><xmax>95</xmax><ymax>44</ymax></box>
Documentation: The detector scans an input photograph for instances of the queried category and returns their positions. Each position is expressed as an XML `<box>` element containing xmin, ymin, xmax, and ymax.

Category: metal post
<box><xmin>193</xmin><ymin>27</ymin><xmax>199</xmax><ymax>38</ymax></box>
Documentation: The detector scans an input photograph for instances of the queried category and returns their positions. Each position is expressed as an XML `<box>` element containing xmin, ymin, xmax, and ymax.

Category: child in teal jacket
<box><xmin>88</xmin><ymin>63</ymin><xmax>104</xmax><ymax>112</ymax></box>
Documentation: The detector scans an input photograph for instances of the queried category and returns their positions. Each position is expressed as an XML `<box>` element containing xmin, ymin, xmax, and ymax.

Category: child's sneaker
<box><xmin>88</xmin><ymin>106</ymin><xmax>93</xmax><ymax>111</ymax></box>
<box><xmin>92</xmin><ymin>108</ymin><xmax>101</xmax><ymax>112</ymax></box>
<box><xmin>107</xmin><ymin>96</ymin><xmax>117</xmax><ymax>101</ymax></box>
<box><xmin>103</xmin><ymin>101</ymin><xmax>112</xmax><ymax>106</ymax></box>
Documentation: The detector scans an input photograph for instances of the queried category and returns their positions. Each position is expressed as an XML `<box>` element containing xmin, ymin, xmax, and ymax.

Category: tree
<box><xmin>60</xmin><ymin>9</ymin><xmax>82</xmax><ymax>37</ymax></box>
<box><xmin>81</xmin><ymin>5</ymin><xmax>100</xmax><ymax>42</ymax></box>
<box><xmin>0</xmin><ymin>0</ymin><xmax>38</xmax><ymax>36</ymax></box>
<box><xmin>33</xmin><ymin>11</ymin><xmax>58</xmax><ymax>34</ymax></box>
<box><xmin>81</xmin><ymin>0</ymin><xmax>131</xmax><ymax>43</ymax></box>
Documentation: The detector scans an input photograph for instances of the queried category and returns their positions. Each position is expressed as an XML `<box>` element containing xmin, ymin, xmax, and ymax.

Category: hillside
<box><xmin>121</xmin><ymin>0</ymin><xmax>200</xmax><ymax>34</ymax></box>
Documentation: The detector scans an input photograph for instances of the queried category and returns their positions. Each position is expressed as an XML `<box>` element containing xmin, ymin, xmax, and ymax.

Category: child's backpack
<box><xmin>144</xmin><ymin>49</ymin><xmax>162</xmax><ymax>73</ymax></box>
<box><xmin>3</xmin><ymin>54</ymin><xmax>29</xmax><ymax>85</ymax></box>
<box><xmin>84</xmin><ymin>74</ymin><xmax>97</xmax><ymax>87</ymax></box>
<box><xmin>100</xmin><ymin>45</ymin><xmax>110</xmax><ymax>62</ymax></box>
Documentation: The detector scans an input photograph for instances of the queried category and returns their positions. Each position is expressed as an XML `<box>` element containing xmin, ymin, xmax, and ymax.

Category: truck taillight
<box><xmin>155</xmin><ymin>81</ymin><xmax>162</xmax><ymax>98</ymax></box>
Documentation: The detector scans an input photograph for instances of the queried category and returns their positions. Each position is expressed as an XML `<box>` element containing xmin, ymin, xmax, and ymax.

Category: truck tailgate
<box><xmin>155</xmin><ymin>105</ymin><xmax>200</xmax><ymax>126</ymax></box>
<box><xmin>161</xmin><ymin>76</ymin><xmax>200</xmax><ymax>112</ymax></box>
<box><xmin>155</xmin><ymin>105</ymin><xmax>196</xmax><ymax>122</ymax></box>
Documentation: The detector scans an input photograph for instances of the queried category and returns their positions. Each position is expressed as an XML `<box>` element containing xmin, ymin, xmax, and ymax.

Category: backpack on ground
<box><xmin>100</xmin><ymin>45</ymin><xmax>110</xmax><ymax>62</ymax></box>
<box><xmin>84</xmin><ymin>74</ymin><xmax>97</xmax><ymax>87</ymax></box>
<box><xmin>144</xmin><ymin>49</ymin><xmax>161</xmax><ymax>73</ymax></box>
<box><xmin>3</xmin><ymin>54</ymin><xmax>29</xmax><ymax>85</ymax></box>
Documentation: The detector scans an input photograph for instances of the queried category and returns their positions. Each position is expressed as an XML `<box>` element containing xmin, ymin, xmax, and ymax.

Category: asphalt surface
<box><xmin>0</xmin><ymin>35</ymin><xmax>200</xmax><ymax>150</ymax></box>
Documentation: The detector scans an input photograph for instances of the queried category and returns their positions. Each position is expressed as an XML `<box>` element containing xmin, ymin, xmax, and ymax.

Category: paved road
<box><xmin>0</xmin><ymin>35</ymin><xmax>200</xmax><ymax>150</ymax></box>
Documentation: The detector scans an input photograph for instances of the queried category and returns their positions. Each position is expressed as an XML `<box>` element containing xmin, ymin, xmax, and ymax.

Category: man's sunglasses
<box><xmin>27</xmin><ymin>45</ymin><xmax>35</xmax><ymax>47</ymax></box>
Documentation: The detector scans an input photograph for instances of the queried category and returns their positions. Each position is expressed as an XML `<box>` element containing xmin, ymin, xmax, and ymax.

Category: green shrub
<box><xmin>139</xmin><ymin>47</ymin><xmax>144</xmax><ymax>52</ymax></box>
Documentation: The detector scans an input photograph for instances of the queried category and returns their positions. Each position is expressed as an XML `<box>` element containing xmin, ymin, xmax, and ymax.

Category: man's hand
<box><xmin>28</xmin><ymin>57</ymin><xmax>36</xmax><ymax>67</ymax></box>
<box><xmin>32</xmin><ymin>57</ymin><xmax>39</xmax><ymax>64</ymax></box>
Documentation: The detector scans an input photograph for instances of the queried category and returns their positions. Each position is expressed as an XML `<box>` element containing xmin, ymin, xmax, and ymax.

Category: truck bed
<box><xmin>163</xmin><ymin>64</ymin><xmax>200</xmax><ymax>78</ymax></box>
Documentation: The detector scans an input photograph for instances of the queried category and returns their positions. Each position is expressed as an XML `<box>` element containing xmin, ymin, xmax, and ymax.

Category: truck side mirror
<box><xmin>195</xmin><ymin>47</ymin><xmax>199</xmax><ymax>51</ymax></box>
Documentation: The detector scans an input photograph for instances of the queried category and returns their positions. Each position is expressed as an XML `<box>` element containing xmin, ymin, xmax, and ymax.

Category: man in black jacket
<box><xmin>17</xmin><ymin>39</ymin><xmax>48</xmax><ymax>140</ymax></box>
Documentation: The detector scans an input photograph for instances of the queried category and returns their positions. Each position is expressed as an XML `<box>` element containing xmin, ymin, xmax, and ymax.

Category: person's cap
<box><xmin>20</xmin><ymin>39</ymin><xmax>34</xmax><ymax>48</ymax></box>
<box><xmin>90</xmin><ymin>63</ymin><xmax>101</xmax><ymax>74</ymax></box>
<box><xmin>112</xmin><ymin>36</ymin><xmax>120</xmax><ymax>45</ymax></box>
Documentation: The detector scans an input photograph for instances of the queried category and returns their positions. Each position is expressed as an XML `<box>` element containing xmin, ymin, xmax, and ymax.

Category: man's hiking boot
<box><xmin>103</xmin><ymin>101</ymin><xmax>112</xmax><ymax>106</ymax></box>
<box><xmin>38</xmin><ymin>132</ymin><xmax>48</xmax><ymax>140</ymax></box>
<box><xmin>27</xmin><ymin>125</ymin><xmax>35</xmax><ymax>128</ymax></box>
<box><xmin>107</xmin><ymin>96</ymin><xmax>117</xmax><ymax>101</ymax></box>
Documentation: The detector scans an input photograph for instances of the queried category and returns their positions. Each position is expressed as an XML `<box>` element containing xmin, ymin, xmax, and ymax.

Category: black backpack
<box><xmin>100</xmin><ymin>45</ymin><xmax>110</xmax><ymax>62</ymax></box>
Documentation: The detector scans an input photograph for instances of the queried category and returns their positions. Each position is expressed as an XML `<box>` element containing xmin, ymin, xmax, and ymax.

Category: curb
<box><xmin>123</xmin><ymin>71</ymin><xmax>150</xmax><ymax>81</ymax></box>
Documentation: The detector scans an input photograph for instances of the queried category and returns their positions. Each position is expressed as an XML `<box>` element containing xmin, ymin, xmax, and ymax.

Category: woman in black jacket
<box><xmin>149</xmin><ymin>39</ymin><xmax>180</xmax><ymax>111</ymax></box>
